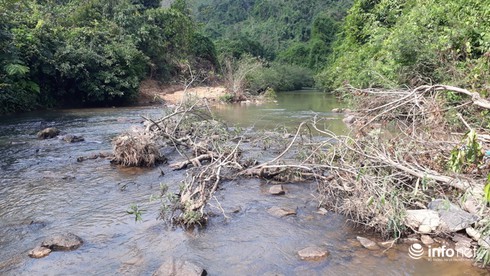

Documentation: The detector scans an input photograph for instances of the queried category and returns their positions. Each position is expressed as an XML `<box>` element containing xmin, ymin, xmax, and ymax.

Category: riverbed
<box><xmin>0</xmin><ymin>90</ymin><xmax>486</xmax><ymax>275</ymax></box>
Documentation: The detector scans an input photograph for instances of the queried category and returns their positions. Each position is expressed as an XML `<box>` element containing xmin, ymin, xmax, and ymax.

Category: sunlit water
<box><xmin>0</xmin><ymin>90</ymin><xmax>486</xmax><ymax>275</ymax></box>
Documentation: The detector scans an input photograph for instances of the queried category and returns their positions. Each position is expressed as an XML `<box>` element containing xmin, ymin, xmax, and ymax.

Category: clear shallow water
<box><xmin>213</xmin><ymin>90</ymin><xmax>348</xmax><ymax>134</ymax></box>
<box><xmin>0</xmin><ymin>91</ymin><xmax>486</xmax><ymax>275</ymax></box>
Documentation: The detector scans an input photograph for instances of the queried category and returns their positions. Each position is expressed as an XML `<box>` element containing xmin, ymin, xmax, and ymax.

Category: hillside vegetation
<box><xmin>319</xmin><ymin>0</ymin><xmax>490</xmax><ymax>93</ymax></box>
<box><xmin>187</xmin><ymin>0</ymin><xmax>353</xmax><ymax>70</ymax></box>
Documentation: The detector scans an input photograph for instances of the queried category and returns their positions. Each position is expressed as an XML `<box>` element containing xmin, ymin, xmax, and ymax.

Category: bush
<box><xmin>246</xmin><ymin>63</ymin><xmax>314</xmax><ymax>94</ymax></box>
<box><xmin>319</xmin><ymin>0</ymin><xmax>490</xmax><ymax>92</ymax></box>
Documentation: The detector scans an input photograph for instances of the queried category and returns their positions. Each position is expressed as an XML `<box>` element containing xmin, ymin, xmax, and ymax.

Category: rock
<box><xmin>405</xmin><ymin>209</ymin><xmax>440</xmax><ymax>230</ymax></box>
<box><xmin>37</xmin><ymin>127</ymin><xmax>60</xmax><ymax>139</ymax></box>
<box><xmin>421</xmin><ymin>235</ymin><xmax>434</xmax><ymax>245</ymax></box>
<box><xmin>342</xmin><ymin>115</ymin><xmax>356</xmax><ymax>124</ymax></box>
<box><xmin>356</xmin><ymin>236</ymin><xmax>380</xmax><ymax>250</ymax></box>
<box><xmin>466</xmin><ymin>227</ymin><xmax>481</xmax><ymax>241</ymax></box>
<box><xmin>10</xmin><ymin>141</ymin><xmax>27</xmax><ymax>145</ymax></box>
<box><xmin>316</xmin><ymin>207</ymin><xmax>328</xmax><ymax>215</ymax></box>
<box><xmin>331</xmin><ymin>108</ymin><xmax>342</xmax><ymax>113</ymax></box>
<box><xmin>297</xmin><ymin>246</ymin><xmax>329</xmax><ymax>261</ymax></box>
<box><xmin>343</xmin><ymin>108</ymin><xmax>352</xmax><ymax>114</ymax></box>
<box><xmin>63</xmin><ymin>134</ymin><xmax>85</xmax><ymax>143</ymax></box>
<box><xmin>463</xmin><ymin>197</ymin><xmax>481</xmax><ymax>214</ymax></box>
<box><xmin>230</xmin><ymin>206</ymin><xmax>241</xmax><ymax>213</ymax></box>
<box><xmin>428</xmin><ymin>199</ymin><xmax>478</xmax><ymax>232</ymax></box>
<box><xmin>402</xmin><ymin>238</ymin><xmax>420</xmax><ymax>244</ymax></box>
<box><xmin>267</xmin><ymin>206</ymin><xmax>296</xmax><ymax>218</ymax></box>
<box><xmin>41</xmin><ymin>233</ymin><xmax>83</xmax><ymax>251</ymax></box>
<box><xmin>269</xmin><ymin>185</ymin><xmax>285</xmax><ymax>195</ymax></box>
<box><xmin>378</xmin><ymin>240</ymin><xmax>395</xmax><ymax>249</ymax></box>
<box><xmin>455</xmin><ymin>241</ymin><xmax>474</xmax><ymax>259</ymax></box>
<box><xmin>153</xmin><ymin>259</ymin><xmax>206</xmax><ymax>276</ymax></box>
<box><xmin>418</xmin><ymin>224</ymin><xmax>432</xmax><ymax>234</ymax></box>
<box><xmin>28</xmin><ymin>246</ymin><xmax>51</xmax><ymax>258</ymax></box>
<box><xmin>452</xmin><ymin>233</ymin><xmax>473</xmax><ymax>244</ymax></box>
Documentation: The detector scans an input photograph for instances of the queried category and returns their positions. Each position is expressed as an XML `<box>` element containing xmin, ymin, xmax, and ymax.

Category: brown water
<box><xmin>0</xmin><ymin>90</ymin><xmax>486</xmax><ymax>275</ymax></box>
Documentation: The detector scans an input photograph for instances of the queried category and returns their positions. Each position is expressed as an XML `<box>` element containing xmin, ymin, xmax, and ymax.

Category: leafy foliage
<box><xmin>319</xmin><ymin>0</ymin><xmax>490</xmax><ymax>91</ymax></box>
<box><xmin>448</xmin><ymin>129</ymin><xmax>483</xmax><ymax>173</ymax></box>
<box><xmin>246</xmin><ymin>63</ymin><xmax>314</xmax><ymax>94</ymax></box>
<box><xmin>188</xmin><ymin>0</ymin><xmax>352</xmax><ymax>68</ymax></box>
<box><xmin>0</xmin><ymin>0</ymin><xmax>217</xmax><ymax>113</ymax></box>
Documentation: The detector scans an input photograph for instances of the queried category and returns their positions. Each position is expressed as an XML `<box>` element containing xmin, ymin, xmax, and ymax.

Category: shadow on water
<box><xmin>0</xmin><ymin>90</ymin><xmax>486</xmax><ymax>275</ymax></box>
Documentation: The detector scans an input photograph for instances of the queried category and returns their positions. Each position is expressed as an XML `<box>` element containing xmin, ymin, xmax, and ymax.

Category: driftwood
<box><xmin>118</xmin><ymin>84</ymin><xmax>489</xmax><ymax>238</ymax></box>
<box><xmin>316</xmin><ymin>85</ymin><xmax>490</xmax><ymax>237</ymax></box>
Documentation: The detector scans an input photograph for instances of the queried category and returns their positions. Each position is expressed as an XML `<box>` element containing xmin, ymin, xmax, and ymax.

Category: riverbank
<box><xmin>138</xmin><ymin>79</ymin><xmax>227</xmax><ymax>105</ymax></box>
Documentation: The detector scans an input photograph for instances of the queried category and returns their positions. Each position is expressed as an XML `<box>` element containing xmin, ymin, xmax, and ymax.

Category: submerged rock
<box><xmin>62</xmin><ymin>134</ymin><xmax>85</xmax><ymax>143</ymax></box>
<box><xmin>428</xmin><ymin>199</ymin><xmax>478</xmax><ymax>232</ymax></box>
<box><xmin>356</xmin><ymin>236</ymin><xmax>380</xmax><ymax>250</ymax></box>
<box><xmin>153</xmin><ymin>259</ymin><xmax>206</xmax><ymax>276</ymax></box>
<box><xmin>37</xmin><ymin>127</ymin><xmax>60</xmax><ymax>139</ymax></box>
<box><xmin>378</xmin><ymin>240</ymin><xmax>395</xmax><ymax>249</ymax></box>
<box><xmin>10</xmin><ymin>141</ymin><xmax>27</xmax><ymax>145</ymax></box>
<box><xmin>269</xmin><ymin>185</ymin><xmax>285</xmax><ymax>195</ymax></box>
<box><xmin>297</xmin><ymin>246</ymin><xmax>329</xmax><ymax>261</ymax></box>
<box><xmin>267</xmin><ymin>206</ymin><xmax>296</xmax><ymax>218</ymax></box>
<box><xmin>41</xmin><ymin>233</ymin><xmax>83</xmax><ymax>251</ymax></box>
<box><xmin>402</xmin><ymin>237</ymin><xmax>420</xmax><ymax>244</ymax></box>
<box><xmin>28</xmin><ymin>246</ymin><xmax>52</xmax><ymax>258</ymax></box>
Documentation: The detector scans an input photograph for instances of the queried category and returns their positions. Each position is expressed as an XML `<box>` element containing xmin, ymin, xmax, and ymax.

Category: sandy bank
<box><xmin>139</xmin><ymin>80</ymin><xmax>227</xmax><ymax>104</ymax></box>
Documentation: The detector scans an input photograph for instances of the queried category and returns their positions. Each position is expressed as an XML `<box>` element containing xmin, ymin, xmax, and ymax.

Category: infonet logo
<box><xmin>408</xmin><ymin>243</ymin><xmax>476</xmax><ymax>261</ymax></box>
<box><xmin>409</xmin><ymin>243</ymin><xmax>424</xmax><ymax>259</ymax></box>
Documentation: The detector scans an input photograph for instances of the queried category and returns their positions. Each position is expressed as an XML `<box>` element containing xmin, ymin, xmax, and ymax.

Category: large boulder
<box><xmin>41</xmin><ymin>233</ymin><xmax>83</xmax><ymax>251</ymax></box>
<box><xmin>153</xmin><ymin>259</ymin><xmax>206</xmax><ymax>276</ymax></box>
<box><xmin>428</xmin><ymin>199</ymin><xmax>478</xmax><ymax>232</ymax></box>
<box><xmin>37</xmin><ymin>128</ymin><xmax>60</xmax><ymax>139</ymax></box>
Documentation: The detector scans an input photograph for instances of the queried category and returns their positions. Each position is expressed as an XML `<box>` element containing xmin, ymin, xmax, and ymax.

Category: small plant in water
<box><xmin>127</xmin><ymin>204</ymin><xmax>144</xmax><ymax>222</ymax></box>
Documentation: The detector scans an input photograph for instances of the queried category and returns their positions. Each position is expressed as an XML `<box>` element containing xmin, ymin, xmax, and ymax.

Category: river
<box><xmin>0</xmin><ymin>90</ymin><xmax>485</xmax><ymax>275</ymax></box>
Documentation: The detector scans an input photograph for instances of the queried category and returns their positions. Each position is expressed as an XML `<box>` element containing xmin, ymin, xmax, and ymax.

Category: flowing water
<box><xmin>0</xmin><ymin>90</ymin><xmax>486</xmax><ymax>275</ymax></box>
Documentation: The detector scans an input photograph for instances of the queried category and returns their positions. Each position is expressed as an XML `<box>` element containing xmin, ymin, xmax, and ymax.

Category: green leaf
<box><xmin>4</xmin><ymin>64</ymin><xmax>30</xmax><ymax>76</ymax></box>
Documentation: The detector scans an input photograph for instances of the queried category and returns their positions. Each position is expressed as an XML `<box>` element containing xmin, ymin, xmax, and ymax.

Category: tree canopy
<box><xmin>0</xmin><ymin>0</ymin><xmax>217</xmax><ymax>113</ymax></box>
<box><xmin>318</xmin><ymin>0</ymin><xmax>490</xmax><ymax>92</ymax></box>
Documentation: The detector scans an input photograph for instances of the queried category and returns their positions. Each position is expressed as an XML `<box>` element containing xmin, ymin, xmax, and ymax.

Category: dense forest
<box><xmin>2</xmin><ymin>0</ymin><xmax>489</xmax><ymax>114</ymax></box>
<box><xmin>0</xmin><ymin>0</ymin><xmax>217</xmax><ymax>113</ymax></box>
<box><xmin>187</xmin><ymin>0</ymin><xmax>352</xmax><ymax>70</ymax></box>
<box><xmin>318</xmin><ymin>0</ymin><xmax>490</xmax><ymax>92</ymax></box>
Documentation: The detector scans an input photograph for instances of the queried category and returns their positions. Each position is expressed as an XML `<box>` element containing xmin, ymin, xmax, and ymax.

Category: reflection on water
<box><xmin>213</xmin><ymin>90</ymin><xmax>348</xmax><ymax>134</ymax></box>
<box><xmin>0</xmin><ymin>91</ymin><xmax>487</xmax><ymax>275</ymax></box>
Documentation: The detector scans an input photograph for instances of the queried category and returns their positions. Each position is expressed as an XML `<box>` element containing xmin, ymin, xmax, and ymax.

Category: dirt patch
<box><xmin>138</xmin><ymin>79</ymin><xmax>227</xmax><ymax>104</ymax></box>
<box><xmin>161</xmin><ymin>86</ymin><xmax>227</xmax><ymax>104</ymax></box>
